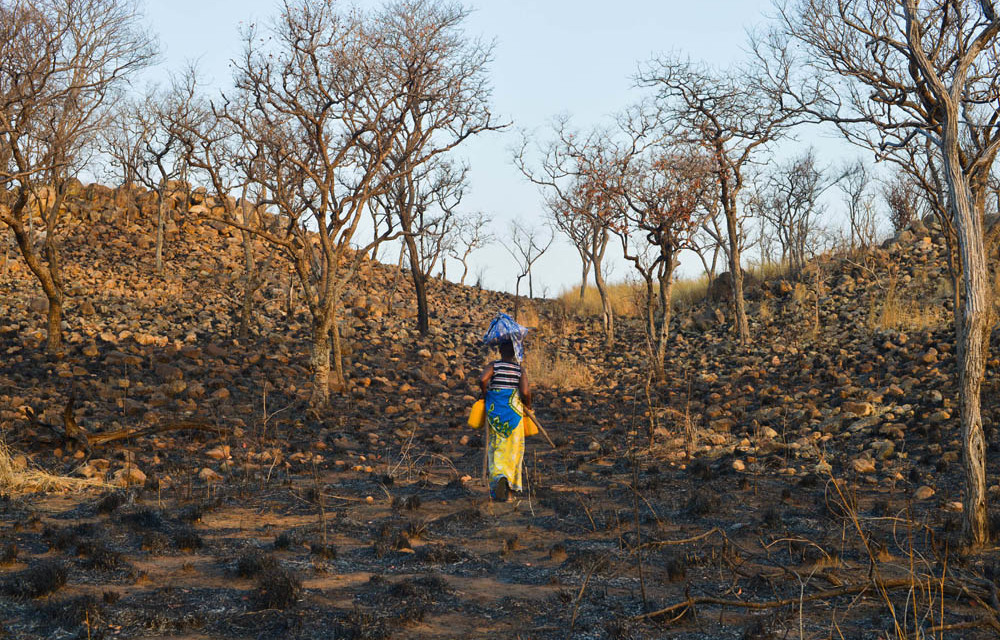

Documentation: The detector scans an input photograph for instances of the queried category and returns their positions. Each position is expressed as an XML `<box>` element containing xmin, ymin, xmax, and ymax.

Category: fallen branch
<box><xmin>929</xmin><ymin>616</ymin><xmax>1000</xmax><ymax>634</ymax></box>
<box><xmin>635</xmin><ymin>527</ymin><xmax>722</xmax><ymax>551</ymax></box>
<box><xmin>88</xmin><ymin>421</ymin><xmax>229</xmax><ymax>447</ymax></box>
<box><xmin>634</xmin><ymin>576</ymin><xmax>997</xmax><ymax>623</ymax></box>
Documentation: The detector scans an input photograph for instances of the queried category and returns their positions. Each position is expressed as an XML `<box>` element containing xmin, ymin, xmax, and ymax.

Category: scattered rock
<box><xmin>850</xmin><ymin>457</ymin><xmax>876</xmax><ymax>474</ymax></box>
<box><xmin>842</xmin><ymin>401</ymin><xmax>874</xmax><ymax>418</ymax></box>
<box><xmin>112</xmin><ymin>466</ymin><xmax>146</xmax><ymax>487</ymax></box>
<box><xmin>198</xmin><ymin>467</ymin><xmax>223</xmax><ymax>483</ymax></box>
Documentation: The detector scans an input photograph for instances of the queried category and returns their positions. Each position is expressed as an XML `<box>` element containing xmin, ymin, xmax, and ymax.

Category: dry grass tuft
<box><xmin>524</xmin><ymin>343</ymin><xmax>594</xmax><ymax>390</ymax></box>
<box><xmin>516</xmin><ymin>302</ymin><xmax>541</xmax><ymax>328</ymax></box>
<box><xmin>869</xmin><ymin>271</ymin><xmax>947</xmax><ymax>332</ymax></box>
<box><xmin>0</xmin><ymin>440</ymin><xmax>106</xmax><ymax>495</ymax></box>
<box><xmin>792</xmin><ymin>281</ymin><xmax>809</xmax><ymax>304</ymax></box>
<box><xmin>748</xmin><ymin>260</ymin><xmax>793</xmax><ymax>283</ymax></box>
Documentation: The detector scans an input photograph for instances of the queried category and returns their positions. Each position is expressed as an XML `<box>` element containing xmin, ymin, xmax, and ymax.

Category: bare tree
<box><xmin>369</xmin><ymin>0</ymin><xmax>503</xmax><ymax>335</ymax></box>
<box><xmin>218</xmin><ymin>0</ymin><xmax>499</xmax><ymax>407</ymax></box>
<box><xmin>101</xmin><ymin>104</ymin><xmax>144</xmax><ymax>192</ymax></box>
<box><xmin>882</xmin><ymin>169</ymin><xmax>925</xmax><ymax>235</ymax></box>
<box><xmin>636</xmin><ymin>55</ymin><xmax>805</xmax><ymax>346</ymax></box>
<box><xmin>504</xmin><ymin>219</ymin><xmax>554</xmax><ymax>317</ymax></box>
<box><xmin>448</xmin><ymin>210</ymin><xmax>493</xmax><ymax>286</ymax></box>
<box><xmin>750</xmin><ymin>149</ymin><xmax>837</xmax><ymax>275</ymax></box>
<box><xmin>839</xmin><ymin>158</ymin><xmax>880</xmax><ymax>250</ymax></box>
<box><xmin>612</xmin><ymin>142</ymin><xmax>708</xmax><ymax>380</ymax></box>
<box><xmin>111</xmin><ymin>87</ymin><xmax>189</xmax><ymax>274</ymax></box>
<box><xmin>224</xmin><ymin>2</ymin><xmax>389</xmax><ymax>406</ymax></box>
<box><xmin>0</xmin><ymin>0</ymin><xmax>156</xmax><ymax>354</ymax></box>
<box><xmin>514</xmin><ymin>120</ymin><xmax>618</xmax><ymax>347</ymax></box>
<box><xmin>371</xmin><ymin>159</ymin><xmax>467</xmax><ymax>334</ymax></box>
<box><xmin>772</xmin><ymin>0</ymin><xmax>1000</xmax><ymax>547</ymax></box>
<box><xmin>694</xmin><ymin>194</ymin><xmax>758</xmax><ymax>295</ymax></box>
<box><xmin>689</xmin><ymin>204</ymin><xmax>725</xmax><ymax>289</ymax></box>
<box><xmin>164</xmin><ymin>69</ymin><xmax>281</xmax><ymax>342</ymax></box>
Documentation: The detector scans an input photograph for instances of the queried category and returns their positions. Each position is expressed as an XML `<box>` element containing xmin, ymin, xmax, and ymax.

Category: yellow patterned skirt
<box><xmin>484</xmin><ymin>388</ymin><xmax>525</xmax><ymax>496</ymax></box>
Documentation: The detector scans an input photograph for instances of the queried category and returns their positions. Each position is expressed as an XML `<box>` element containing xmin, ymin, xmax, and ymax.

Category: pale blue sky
<box><xmin>143</xmin><ymin>0</ymin><xmax>853</xmax><ymax>295</ymax></box>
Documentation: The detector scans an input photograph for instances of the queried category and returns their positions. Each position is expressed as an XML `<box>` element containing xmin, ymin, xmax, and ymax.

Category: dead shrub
<box><xmin>1</xmin><ymin>560</ymin><xmax>68</xmax><ymax>598</ymax></box>
<box><xmin>236</xmin><ymin>550</ymin><xmax>280</xmax><ymax>578</ymax></box>
<box><xmin>79</xmin><ymin>542</ymin><xmax>128</xmax><ymax>571</ymax></box>
<box><xmin>0</xmin><ymin>542</ymin><xmax>17</xmax><ymax>565</ymax></box>
<box><xmin>685</xmin><ymin>488</ymin><xmax>722</xmax><ymax>516</ymax></box>
<box><xmin>273</xmin><ymin>532</ymin><xmax>294</xmax><ymax>550</ymax></box>
<box><xmin>171</xmin><ymin>526</ymin><xmax>203</xmax><ymax>551</ymax></box>
<box><xmin>252</xmin><ymin>566</ymin><xmax>302</xmax><ymax>610</ymax></box>
<box><xmin>415</xmin><ymin>543</ymin><xmax>465</xmax><ymax>564</ymax></box>
<box><xmin>869</xmin><ymin>269</ymin><xmax>946</xmax><ymax>331</ymax></box>
<box><xmin>96</xmin><ymin>491</ymin><xmax>127</xmax><ymax>514</ymax></box>
<box><xmin>37</xmin><ymin>594</ymin><xmax>106</xmax><ymax>633</ymax></box>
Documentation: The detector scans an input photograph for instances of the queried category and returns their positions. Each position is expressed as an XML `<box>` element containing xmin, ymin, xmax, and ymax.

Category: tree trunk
<box><xmin>404</xmin><ymin>233</ymin><xmax>430</xmax><ymax>335</ymax></box>
<box><xmin>238</xmin><ymin>228</ymin><xmax>256</xmax><ymax>341</ymax></box>
<box><xmin>578</xmin><ymin>255</ymin><xmax>591</xmax><ymax>302</ymax></box>
<box><xmin>642</xmin><ymin>275</ymin><xmax>656</xmax><ymax>358</ymax></box>
<box><xmin>514</xmin><ymin>274</ymin><xmax>524</xmax><ymax>320</ymax></box>
<box><xmin>285</xmin><ymin>270</ymin><xmax>295</xmax><ymax>316</ymax></box>
<box><xmin>944</xmin><ymin>151</ymin><xmax>990</xmax><ymax>547</ymax></box>
<box><xmin>413</xmin><ymin>269</ymin><xmax>429</xmax><ymax>335</ymax></box>
<box><xmin>46</xmin><ymin>294</ymin><xmax>64</xmax><ymax>354</ymax></box>
<box><xmin>654</xmin><ymin>265</ymin><xmax>675</xmax><ymax>382</ymax></box>
<box><xmin>942</xmin><ymin>224</ymin><xmax>963</xmax><ymax>318</ymax></box>
<box><xmin>459</xmin><ymin>259</ymin><xmax>469</xmax><ymax>286</ymax></box>
<box><xmin>1</xmin><ymin>229</ymin><xmax>9</xmax><ymax>278</ymax></box>
<box><xmin>9</xmin><ymin>212</ymin><xmax>64</xmax><ymax>354</ymax></box>
<box><xmin>723</xmin><ymin>202</ymin><xmax>750</xmax><ymax>344</ymax></box>
<box><xmin>309</xmin><ymin>323</ymin><xmax>332</xmax><ymax>409</ymax></box>
<box><xmin>593</xmin><ymin>262</ymin><xmax>614</xmax><ymax>349</ymax></box>
<box><xmin>331</xmin><ymin>316</ymin><xmax>346</xmax><ymax>394</ymax></box>
<box><xmin>155</xmin><ymin>187</ymin><xmax>166</xmax><ymax>274</ymax></box>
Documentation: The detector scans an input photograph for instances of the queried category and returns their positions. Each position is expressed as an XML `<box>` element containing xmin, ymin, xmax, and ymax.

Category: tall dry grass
<box><xmin>556</xmin><ymin>282</ymin><xmax>642</xmax><ymax>318</ymax></box>
<box><xmin>672</xmin><ymin>274</ymin><xmax>710</xmax><ymax>310</ymax></box>
<box><xmin>524</xmin><ymin>342</ymin><xmax>594</xmax><ymax>390</ymax></box>
<box><xmin>558</xmin><ymin>262</ymin><xmax>796</xmax><ymax>318</ymax></box>
<box><xmin>868</xmin><ymin>270</ymin><xmax>948</xmax><ymax>332</ymax></box>
<box><xmin>747</xmin><ymin>259</ymin><xmax>794</xmax><ymax>283</ymax></box>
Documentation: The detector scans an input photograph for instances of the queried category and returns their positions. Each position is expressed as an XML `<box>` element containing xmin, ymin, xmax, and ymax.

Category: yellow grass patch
<box><xmin>0</xmin><ymin>440</ymin><xmax>106</xmax><ymax>494</ymax></box>
<box><xmin>524</xmin><ymin>343</ymin><xmax>594</xmax><ymax>390</ymax></box>
<box><xmin>869</xmin><ymin>272</ymin><xmax>947</xmax><ymax>332</ymax></box>
<box><xmin>556</xmin><ymin>282</ymin><xmax>641</xmax><ymax>318</ymax></box>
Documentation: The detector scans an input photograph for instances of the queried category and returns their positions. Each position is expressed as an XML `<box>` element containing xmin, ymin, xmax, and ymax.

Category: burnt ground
<box><xmin>2</xmin><ymin>186</ymin><xmax>1000</xmax><ymax>639</ymax></box>
<box><xmin>1</xmin><ymin>401</ymin><xmax>998</xmax><ymax>640</ymax></box>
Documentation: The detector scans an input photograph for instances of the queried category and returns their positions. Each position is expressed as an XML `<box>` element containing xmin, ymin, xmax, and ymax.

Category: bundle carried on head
<box><xmin>482</xmin><ymin>312</ymin><xmax>530</xmax><ymax>362</ymax></box>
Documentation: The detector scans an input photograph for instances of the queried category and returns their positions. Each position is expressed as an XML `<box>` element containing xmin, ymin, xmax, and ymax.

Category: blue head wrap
<box><xmin>482</xmin><ymin>312</ymin><xmax>530</xmax><ymax>362</ymax></box>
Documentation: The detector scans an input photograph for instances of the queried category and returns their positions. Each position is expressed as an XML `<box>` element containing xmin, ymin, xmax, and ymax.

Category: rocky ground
<box><xmin>1</xmin><ymin>184</ymin><xmax>999</xmax><ymax>639</ymax></box>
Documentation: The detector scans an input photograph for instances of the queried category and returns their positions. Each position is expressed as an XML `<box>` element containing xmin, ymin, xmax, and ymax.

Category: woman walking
<box><xmin>479</xmin><ymin>314</ymin><xmax>532</xmax><ymax>502</ymax></box>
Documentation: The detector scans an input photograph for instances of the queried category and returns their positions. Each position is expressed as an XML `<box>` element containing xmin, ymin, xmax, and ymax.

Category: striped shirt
<box><xmin>489</xmin><ymin>361</ymin><xmax>522</xmax><ymax>390</ymax></box>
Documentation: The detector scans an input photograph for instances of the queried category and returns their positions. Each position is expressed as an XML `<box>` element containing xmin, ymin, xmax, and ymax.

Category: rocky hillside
<box><xmin>1</xmin><ymin>183</ymin><xmax>999</xmax><ymax>639</ymax></box>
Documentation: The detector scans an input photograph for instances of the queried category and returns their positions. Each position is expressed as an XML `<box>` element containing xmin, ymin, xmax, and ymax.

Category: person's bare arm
<box><xmin>478</xmin><ymin>363</ymin><xmax>494</xmax><ymax>398</ymax></box>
